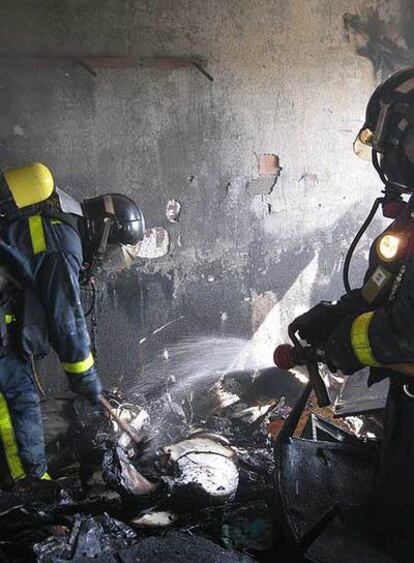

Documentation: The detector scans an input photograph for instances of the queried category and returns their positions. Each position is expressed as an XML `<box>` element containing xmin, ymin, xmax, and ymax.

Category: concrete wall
<box><xmin>0</xmin><ymin>0</ymin><xmax>410</xmax><ymax>394</ymax></box>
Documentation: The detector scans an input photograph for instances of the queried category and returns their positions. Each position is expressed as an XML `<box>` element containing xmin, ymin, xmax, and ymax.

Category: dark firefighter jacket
<box><xmin>0</xmin><ymin>212</ymin><xmax>101</xmax><ymax>399</ymax></box>
<box><xmin>326</xmin><ymin>197</ymin><xmax>414</xmax><ymax>385</ymax></box>
<box><xmin>303</xmin><ymin>200</ymin><xmax>414</xmax><ymax>558</ymax></box>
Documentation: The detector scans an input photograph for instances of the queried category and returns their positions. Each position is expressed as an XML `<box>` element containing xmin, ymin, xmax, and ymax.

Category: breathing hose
<box><xmin>343</xmin><ymin>148</ymin><xmax>410</xmax><ymax>293</ymax></box>
<box><xmin>343</xmin><ymin>197</ymin><xmax>383</xmax><ymax>294</ymax></box>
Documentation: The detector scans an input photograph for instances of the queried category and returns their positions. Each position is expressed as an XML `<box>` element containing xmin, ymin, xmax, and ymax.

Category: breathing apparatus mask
<box><xmin>353</xmin><ymin>68</ymin><xmax>414</xmax><ymax>195</ymax></box>
<box><xmin>344</xmin><ymin>68</ymin><xmax>414</xmax><ymax>293</ymax></box>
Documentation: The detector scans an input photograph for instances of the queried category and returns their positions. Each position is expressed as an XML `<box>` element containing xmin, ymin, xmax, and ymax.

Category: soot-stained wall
<box><xmin>0</xmin><ymin>0</ymin><xmax>410</xmax><ymax>393</ymax></box>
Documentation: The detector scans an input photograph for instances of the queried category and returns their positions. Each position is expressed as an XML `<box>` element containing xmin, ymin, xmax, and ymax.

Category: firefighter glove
<box><xmin>68</xmin><ymin>367</ymin><xmax>103</xmax><ymax>405</ymax></box>
<box><xmin>325</xmin><ymin>315</ymin><xmax>364</xmax><ymax>375</ymax></box>
<box><xmin>291</xmin><ymin>301</ymin><xmax>345</xmax><ymax>346</ymax></box>
<box><xmin>291</xmin><ymin>292</ymin><xmax>368</xmax><ymax>347</ymax></box>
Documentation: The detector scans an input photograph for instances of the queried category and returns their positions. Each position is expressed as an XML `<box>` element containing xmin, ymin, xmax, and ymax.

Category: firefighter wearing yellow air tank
<box><xmin>0</xmin><ymin>162</ymin><xmax>145</xmax><ymax>487</ymax></box>
<box><xmin>291</xmin><ymin>67</ymin><xmax>414</xmax><ymax>558</ymax></box>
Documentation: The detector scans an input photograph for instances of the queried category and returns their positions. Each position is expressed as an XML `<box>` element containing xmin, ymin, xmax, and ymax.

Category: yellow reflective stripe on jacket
<box><xmin>4</xmin><ymin>314</ymin><xmax>15</xmax><ymax>324</ymax></box>
<box><xmin>28</xmin><ymin>215</ymin><xmax>46</xmax><ymax>255</ymax></box>
<box><xmin>0</xmin><ymin>393</ymin><xmax>26</xmax><ymax>481</ymax></box>
<box><xmin>41</xmin><ymin>471</ymin><xmax>52</xmax><ymax>480</ymax></box>
<box><xmin>351</xmin><ymin>312</ymin><xmax>382</xmax><ymax>367</ymax></box>
<box><xmin>62</xmin><ymin>352</ymin><xmax>94</xmax><ymax>374</ymax></box>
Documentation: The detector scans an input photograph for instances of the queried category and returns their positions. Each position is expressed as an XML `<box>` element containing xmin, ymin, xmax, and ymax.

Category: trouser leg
<box><xmin>0</xmin><ymin>354</ymin><xmax>47</xmax><ymax>482</ymax></box>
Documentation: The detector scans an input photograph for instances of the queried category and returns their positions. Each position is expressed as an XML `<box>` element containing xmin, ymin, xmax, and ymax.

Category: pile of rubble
<box><xmin>0</xmin><ymin>366</ymin><xmax>302</xmax><ymax>562</ymax></box>
<box><xmin>0</xmin><ymin>358</ymin><xmax>387</xmax><ymax>563</ymax></box>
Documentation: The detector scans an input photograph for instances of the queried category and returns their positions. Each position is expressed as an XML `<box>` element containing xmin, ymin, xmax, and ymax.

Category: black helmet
<box><xmin>354</xmin><ymin>67</ymin><xmax>414</xmax><ymax>193</ymax></box>
<box><xmin>82</xmin><ymin>194</ymin><xmax>145</xmax><ymax>253</ymax></box>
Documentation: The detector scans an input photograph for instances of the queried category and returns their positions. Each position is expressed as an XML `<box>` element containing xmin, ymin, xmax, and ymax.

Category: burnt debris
<box><xmin>0</xmin><ymin>361</ymin><xmax>383</xmax><ymax>562</ymax></box>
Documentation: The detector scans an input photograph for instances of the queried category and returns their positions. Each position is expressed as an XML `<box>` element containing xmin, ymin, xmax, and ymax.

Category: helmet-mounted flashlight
<box><xmin>353</xmin><ymin>128</ymin><xmax>374</xmax><ymax>160</ymax></box>
<box><xmin>354</xmin><ymin>97</ymin><xmax>394</xmax><ymax>160</ymax></box>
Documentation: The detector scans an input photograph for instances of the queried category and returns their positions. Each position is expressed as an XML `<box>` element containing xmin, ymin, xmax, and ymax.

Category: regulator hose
<box><xmin>343</xmin><ymin>197</ymin><xmax>383</xmax><ymax>294</ymax></box>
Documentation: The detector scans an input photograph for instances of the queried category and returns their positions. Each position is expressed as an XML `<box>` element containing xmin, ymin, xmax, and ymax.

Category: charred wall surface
<box><xmin>0</xmin><ymin>0</ymin><xmax>409</xmax><ymax>393</ymax></box>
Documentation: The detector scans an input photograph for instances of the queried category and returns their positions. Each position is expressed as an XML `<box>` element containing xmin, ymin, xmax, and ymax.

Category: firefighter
<box><xmin>0</xmin><ymin>163</ymin><xmax>145</xmax><ymax>487</ymax></box>
<box><xmin>291</xmin><ymin>67</ymin><xmax>414</xmax><ymax>558</ymax></box>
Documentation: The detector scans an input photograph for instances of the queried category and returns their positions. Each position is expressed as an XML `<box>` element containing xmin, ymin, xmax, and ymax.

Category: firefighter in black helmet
<box><xmin>0</xmin><ymin>164</ymin><xmax>145</xmax><ymax>486</ymax></box>
<box><xmin>291</xmin><ymin>67</ymin><xmax>414</xmax><ymax>559</ymax></box>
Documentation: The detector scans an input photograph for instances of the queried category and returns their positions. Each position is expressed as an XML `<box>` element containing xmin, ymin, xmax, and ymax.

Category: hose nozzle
<box><xmin>273</xmin><ymin>344</ymin><xmax>296</xmax><ymax>370</ymax></box>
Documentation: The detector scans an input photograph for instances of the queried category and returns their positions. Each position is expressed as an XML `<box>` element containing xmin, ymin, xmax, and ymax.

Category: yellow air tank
<box><xmin>3</xmin><ymin>162</ymin><xmax>54</xmax><ymax>209</ymax></box>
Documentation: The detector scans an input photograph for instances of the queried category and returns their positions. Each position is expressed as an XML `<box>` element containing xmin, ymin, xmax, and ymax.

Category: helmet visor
<box><xmin>353</xmin><ymin>128</ymin><xmax>374</xmax><ymax>161</ymax></box>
